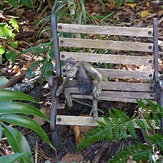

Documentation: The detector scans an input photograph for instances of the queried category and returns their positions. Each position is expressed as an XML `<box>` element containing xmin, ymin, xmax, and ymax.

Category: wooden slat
<box><xmin>60</xmin><ymin>52</ymin><xmax>153</xmax><ymax>66</ymax></box>
<box><xmin>71</xmin><ymin>91</ymin><xmax>155</xmax><ymax>103</ymax></box>
<box><xmin>62</xmin><ymin>68</ymin><xmax>153</xmax><ymax>80</ymax></box>
<box><xmin>101</xmin><ymin>81</ymin><xmax>154</xmax><ymax>92</ymax></box>
<box><xmin>57</xmin><ymin>23</ymin><xmax>153</xmax><ymax>37</ymax></box>
<box><xmin>97</xmin><ymin>69</ymin><xmax>153</xmax><ymax>80</ymax></box>
<box><xmin>56</xmin><ymin>115</ymin><xmax>159</xmax><ymax>129</ymax></box>
<box><xmin>59</xmin><ymin>38</ymin><xmax>153</xmax><ymax>52</ymax></box>
<box><xmin>66</xmin><ymin>80</ymin><xmax>154</xmax><ymax>92</ymax></box>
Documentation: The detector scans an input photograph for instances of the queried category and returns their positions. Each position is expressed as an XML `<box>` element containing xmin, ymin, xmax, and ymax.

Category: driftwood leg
<box><xmin>56</xmin><ymin>77</ymin><xmax>69</xmax><ymax>96</ymax></box>
<box><xmin>93</xmin><ymin>97</ymin><xmax>98</xmax><ymax>120</ymax></box>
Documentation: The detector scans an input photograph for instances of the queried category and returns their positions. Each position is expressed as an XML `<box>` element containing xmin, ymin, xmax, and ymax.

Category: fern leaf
<box><xmin>113</xmin><ymin>125</ymin><xmax>120</xmax><ymax>141</ymax></box>
<box><xmin>103</xmin><ymin>116</ymin><xmax>113</xmax><ymax>127</ymax></box>
<box><xmin>119</xmin><ymin>124</ymin><xmax>127</xmax><ymax>139</ymax></box>
<box><xmin>108</xmin><ymin>143</ymin><xmax>151</xmax><ymax>163</ymax></box>
<box><xmin>134</xmin><ymin>118</ymin><xmax>148</xmax><ymax>130</ymax></box>
<box><xmin>136</xmin><ymin>99</ymin><xmax>148</xmax><ymax>109</ymax></box>
<box><xmin>77</xmin><ymin>126</ymin><xmax>107</xmax><ymax>150</ymax></box>
<box><xmin>110</xmin><ymin>108</ymin><xmax>128</xmax><ymax>120</ymax></box>
<box><xmin>127</xmin><ymin>121</ymin><xmax>136</xmax><ymax>139</ymax></box>
<box><xmin>103</xmin><ymin>116</ymin><xmax>113</xmax><ymax>141</ymax></box>
<box><xmin>109</xmin><ymin>134</ymin><xmax>163</xmax><ymax>163</ymax></box>
<box><xmin>96</xmin><ymin>120</ymin><xmax>107</xmax><ymax>127</ymax></box>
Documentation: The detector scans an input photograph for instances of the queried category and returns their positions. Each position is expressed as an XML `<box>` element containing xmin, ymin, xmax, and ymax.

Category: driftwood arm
<box><xmin>82</xmin><ymin>61</ymin><xmax>102</xmax><ymax>99</ymax></box>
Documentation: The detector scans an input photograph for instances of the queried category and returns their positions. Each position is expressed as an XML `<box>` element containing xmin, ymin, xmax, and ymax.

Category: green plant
<box><xmin>0</xmin><ymin>18</ymin><xmax>19</xmax><ymax>63</ymax></box>
<box><xmin>0</xmin><ymin>89</ymin><xmax>54</xmax><ymax>163</ymax></box>
<box><xmin>109</xmin><ymin>134</ymin><xmax>163</xmax><ymax>162</ymax></box>
<box><xmin>4</xmin><ymin>0</ymin><xmax>35</xmax><ymax>8</ymax></box>
<box><xmin>77</xmin><ymin>99</ymin><xmax>163</xmax><ymax>162</ymax></box>
<box><xmin>116</xmin><ymin>0</ymin><xmax>124</xmax><ymax>7</ymax></box>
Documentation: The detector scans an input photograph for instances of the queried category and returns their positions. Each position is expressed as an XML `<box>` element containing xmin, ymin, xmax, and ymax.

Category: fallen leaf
<box><xmin>71</xmin><ymin>126</ymin><xmax>83</xmax><ymax>146</ymax></box>
<box><xmin>79</xmin><ymin>126</ymin><xmax>92</xmax><ymax>133</ymax></box>
<box><xmin>71</xmin><ymin>125</ymin><xmax>92</xmax><ymax>146</ymax></box>
<box><xmin>146</xmin><ymin>2</ymin><xmax>150</xmax><ymax>7</ymax></box>
<box><xmin>140</xmin><ymin>10</ymin><xmax>149</xmax><ymax>18</ymax></box>
<box><xmin>125</xmin><ymin>3</ymin><xmax>137</xmax><ymax>8</ymax></box>
<box><xmin>12</xmin><ymin>65</ymin><xmax>20</xmax><ymax>74</ymax></box>
<box><xmin>33</xmin><ymin>107</ymin><xmax>50</xmax><ymax>126</ymax></box>
<box><xmin>157</xmin><ymin>10</ymin><xmax>163</xmax><ymax>18</ymax></box>
<box><xmin>61</xmin><ymin>152</ymin><xmax>84</xmax><ymax>162</ymax></box>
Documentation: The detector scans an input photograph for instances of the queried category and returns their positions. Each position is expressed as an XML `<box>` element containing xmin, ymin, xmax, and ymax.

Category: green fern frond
<box><xmin>108</xmin><ymin>143</ymin><xmax>152</xmax><ymax>163</ymax></box>
<box><xmin>103</xmin><ymin>116</ymin><xmax>113</xmax><ymax>141</ymax></box>
<box><xmin>113</xmin><ymin>125</ymin><xmax>120</xmax><ymax>141</ymax></box>
<box><xmin>77</xmin><ymin>100</ymin><xmax>162</xmax><ymax>152</ymax></box>
<box><xmin>146</xmin><ymin>134</ymin><xmax>163</xmax><ymax>150</ymax></box>
<box><xmin>134</xmin><ymin>118</ymin><xmax>150</xmax><ymax>130</ymax></box>
<box><xmin>109</xmin><ymin>134</ymin><xmax>163</xmax><ymax>163</ymax></box>
<box><xmin>127</xmin><ymin>121</ymin><xmax>136</xmax><ymax>139</ymax></box>
<box><xmin>110</xmin><ymin>108</ymin><xmax>128</xmax><ymax>120</ymax></box>
<box><xmin>77</xmin><ymin>109</ymin><xmax>134</xmax><ymax>150</ymax></box>
<box><xmin>136</xmin><ymin>99</ymin><xmax>148</xmax><ymax>109</ymax></box>
<box><xmin>77</xmin><ymin>125</ymin><xmax>109</xmax><ymax>150</ymax></box>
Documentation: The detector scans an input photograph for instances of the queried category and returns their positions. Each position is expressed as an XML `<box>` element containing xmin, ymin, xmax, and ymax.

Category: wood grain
<box><xmin>71</xmin><ymin>91</ymin><xmax>154</xmax><ymax>103</ymax></box>
<box><xmin>59</xmin><ymin>38</ymin><xmax>153</xmax><ymax>52</ymax></box>
<box><xmin>97</xmin><ymin>68</ymin><xmax>153</xmax><ymax>80</ymax></box>
<box><xmin>57</xmin><ymin>23</ymin><xmax>153</xmax><ymax>37</ymax></box>
<box><xmin>60</xmin><ymin>52</ymin><xmax>153</xmax><ymax>66</ymax></box>
<box><xmin>66</xmin><ymin>80</ymin><xmax>154</xmax><ymax>92</ymax></box>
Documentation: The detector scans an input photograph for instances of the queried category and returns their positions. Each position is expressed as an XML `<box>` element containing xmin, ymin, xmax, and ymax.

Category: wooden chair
<box><xmin>49</xmin><ymin>14</ymin><xmax>162</xmax><ymax>146</ymax></box>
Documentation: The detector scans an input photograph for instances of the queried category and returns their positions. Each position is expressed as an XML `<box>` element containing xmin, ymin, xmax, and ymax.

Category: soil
<box><xmin>0</xmin><ymin>0</ymin><xmax>163</xmax><ymax>162</ymax></box>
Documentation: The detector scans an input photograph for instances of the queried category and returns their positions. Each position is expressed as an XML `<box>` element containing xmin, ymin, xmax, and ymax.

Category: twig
<box><xmin>0</xmin><ymin>70</ymin><xmax>26</xmax><ymax>89</ymax></box>
<box><xmin>72</xmin><ymin>98</ymin><xmax>104</xmax><ymax>114</ymax></box>
<box><xmin>91</xmin><ymin>140</ymin><xmax>110</xmax><ymax>163</ymax></box>
<box><xmin>72</xmin><ymin>98</ymin><xmax>92</xmax><ymax>107</ymax></box>
<box><xmin>47</xmin><ymin>0</ymin><xmax>52</xmax><ymax>10</ymax></box>
<box><xmin>35</xmin><ymin>141</ymin><xmax>38</xmax><ymax>163</ymax></box>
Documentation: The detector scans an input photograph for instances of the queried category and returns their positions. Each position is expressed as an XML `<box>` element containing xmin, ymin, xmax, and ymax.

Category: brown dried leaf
<box><xmin>61</xmin><ymin>152</ymin><xmax>84</xmax><ymax>162</ymax></box>
<box><xmin>71</xmin><ymin>126</ymin><xmax>83</xmax><ymax>146</ymax></box>
<box><xmin>79</xmin><ymin>126</ymin><xmax>92</xmax><ymax>134</ymax></box>
<box><xmin>12</xmin><ymin>65</ymin><xmax>20</xmax><ymax>74</ymax></box>
<box><xmin>71</xmin><ymin>125</ymin><xmax>92</xmax><ymax>146</ymax></box>
<box><xmin>157</xmin><ymin>10</ymin><xmax>163</xmax><ymax>18</ymax></box>
<box><xmin>146</xmin><ymin>2</ymin><xmax>150</xmax><ymax>7</ymax></box>
<box><xmin>33</xmin><ymin>107</ymin><xmax>50</xmax><ymax>126</ymax></box>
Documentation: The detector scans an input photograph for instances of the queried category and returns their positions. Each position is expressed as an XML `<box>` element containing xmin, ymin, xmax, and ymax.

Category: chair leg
<box><xmin>49</xmin><ymin>77</ymin><xmax>61</xmax><ymax>148</ymax></box>
<box><xmin>159</xmin><ymin>90</ymin><xmax>163</xmax><ymax>134</ymax></box>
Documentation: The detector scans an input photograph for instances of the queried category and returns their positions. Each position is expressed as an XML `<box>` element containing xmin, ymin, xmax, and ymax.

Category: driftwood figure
<box><xmin>56</xmin><ymin>57</ymin><xmax>102</xmax><ymax>119</ymax></box>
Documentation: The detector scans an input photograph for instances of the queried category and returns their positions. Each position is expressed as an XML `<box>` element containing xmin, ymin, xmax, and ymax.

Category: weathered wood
<box><xmin>59</xmin><ymin>38</ymin><xmax>153</xmax><ymax>52</ymax></box>
<box><xmin>56</xmin><ymin>115</ymin><xmax>99</xmax><ymax>126</ymax></box>
<box><xmin>97</xmin><ymin>68</ymin><xmax>153</xmax><ymax>80</ymax></box>
<box><xmin>61</xmin><ymin>67</ymin><xmax>153</xmax><ymax>80</ymax></box>
<box><xmin>57</xmin><ymin>23</ymin><xmax>153</xmax><ymax>37</ymax></box>
<box><xmin>56</xmin><ymin>115</ymin><xmax>159</xmax><ymax>129</ymax></box>
<box><xmin>99</xmin><ymin>81</ymin><xmax>154</xmax><ymax>92</ymax></box>
<box><xmin>66</xmin><ymin>80</ymin><xmax>154</xmax><ymax>92</ymax></box>
<box><xmin>60</xmin><ymin>52</ymin><xmax>153</xmax><ymax>66</ymax></box>
<box><xmin>64</xmin><ymin>87</ymin><xmax>154</xmax><ymax>103</ymax></box>
<box><xmin>71</xmin><ymin>91</ymin><xmax>154</xmax><ymax>103</ymax></box>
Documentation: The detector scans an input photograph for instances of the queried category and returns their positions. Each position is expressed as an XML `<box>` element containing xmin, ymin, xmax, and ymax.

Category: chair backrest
<box><xmin>52</xmin><ymin>16</ymin><xmax>158</xmax><ymax>103</ymax></box>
